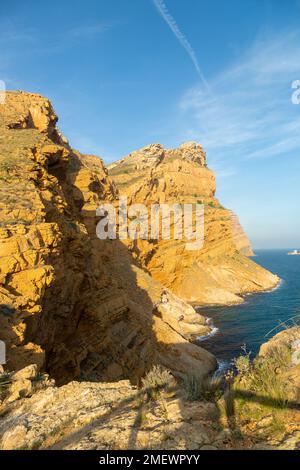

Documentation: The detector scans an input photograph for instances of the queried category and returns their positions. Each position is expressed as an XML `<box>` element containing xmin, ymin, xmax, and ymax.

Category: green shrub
<box><xmin>233</xmin><ymin>346</ymin><xmax>252</xmax><ymax>375</ymax></box>
<box><xmin>183</xmin><ymin>374</ymin><xmax>201</xmax><ymax>401</ymax></box>
<box><xmin>234</xmin><ymin>355</ymin><xmax>251</xmax><ymax>375</ymax></box>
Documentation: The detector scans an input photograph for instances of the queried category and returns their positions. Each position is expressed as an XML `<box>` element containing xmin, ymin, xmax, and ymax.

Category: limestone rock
<box><xmin>11</xmin><ymin>364</ymin><xmax>38</xmax><ymax>381</ymax></box>
<box><xmin>6</xmin><ymin>378</ymin><xmax>33</xmax><ymax>403</ymax></box>
<box><xmin>0</xmin><ymin>380</ymin><xmax>230</xmax><ymax>450</ymax></box>
<box><xmin>258</xmin><ymin>326</ymin><xmax>300</xmax><ymax>403</ymax></box>
<box><xmin>0</xmin><ymin>91</ymin><xmax>216</xmax><ymax>384</ymax></box>
<box><xmin>1</xmin><ymin>328</ymin><xmax>299</xmax><ymax>451</ymax></box>
<box><xmin>108</xmin><ymin>143</ymin><xmax>279</xmax><ymax>305</ymax></box>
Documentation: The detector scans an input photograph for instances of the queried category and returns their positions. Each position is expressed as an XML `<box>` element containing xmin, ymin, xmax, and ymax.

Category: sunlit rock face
<box><xmin>0</xmin><ymin>91</ymin><xmax>216</xmax><ymax>384</ymax></box>
<box><xmin>109</xmin><ymin>142</ymin><xmax>279</xmax><ymax>305</ymax></box>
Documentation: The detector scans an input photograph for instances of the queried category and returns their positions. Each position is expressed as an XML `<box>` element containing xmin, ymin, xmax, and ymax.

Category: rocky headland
<box><xmin>108</xmin><ymin>142</ymin><xmax>279</xmax><ymax>305</ymax></box>
<box><xmin>0</xmin><ymin>92</ymin><xmax>215</xmax><ymax>385</ymax></box>
<box><xmin>0</xmin><ymin>91</ymin><xmax>295</xmax><ymax>451</ymax></box>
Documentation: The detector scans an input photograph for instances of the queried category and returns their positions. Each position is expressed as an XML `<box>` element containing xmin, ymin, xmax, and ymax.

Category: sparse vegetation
<box><xmin>234</xmin><ymin>344</ymin><xmax>291</xmax><ymax>408</ymax></box>
<box><xmin>108</xmin><ymin>163</ymin><xmax>135</xmax><ymax>177</ymax></box>
<box><xmin>233</xmin><ymin>345</ymin><xmax>251</xmax><ymax>375</ymax></box>
<box><xmin>246</xmin><ymin>364</ymin><xmax>287</xmax><ymax>407</ymax></box>
<box><xmin>223</xmin><ymin>386</ymin><xmax>235</xmax><ymax>419</ymax></box>
<box><xmin>205</xmin><ymin>201</ymin><xmax>226</xmax><ymax>210</ymax></box>
<box><xmin>141</xmin><ymin>365</ymin><xmax>175</xmax><ymax>399</ymax></box>
<box><xmin>0</xmin><ymin>220</ymin><xmax>31</xmax><ymax>228</ymax></box>
<box><xmin>183</xmin><ymin>374</ymin><xmax>223</xmax><ymax>402</ymax></box>
<box><xmin>139</xmin><ymin>409</ymin><xmax>149</xmax><ymax>426</ymax></box>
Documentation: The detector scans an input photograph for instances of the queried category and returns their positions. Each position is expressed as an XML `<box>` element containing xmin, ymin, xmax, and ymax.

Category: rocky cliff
<box><xmin>1</xmin><ymin>327</ymin><xmax>299</xmax><ymax>450</ymax></box>
<box><xmin>0</xmin><ymin>92</ymin><xmax>297</xmax><ymax>452</ymax></box>
<box><xmin>108</xmin><ymin>142</ymin><xmax>278</xmax><ymax>305</ymax></box>
<box><xmin>0</xmin><ymin>91</ymin><xmax>215</xmax><ymax>384</ymax></box>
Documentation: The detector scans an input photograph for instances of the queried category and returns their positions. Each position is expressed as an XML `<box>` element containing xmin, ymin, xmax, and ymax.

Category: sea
<box><xmin>196</xmin><ymin>249</ymin><xmax>300</xmax><ymax>370</ymax></box>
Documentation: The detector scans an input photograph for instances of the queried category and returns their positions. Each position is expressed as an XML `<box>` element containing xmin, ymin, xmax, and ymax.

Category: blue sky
<box><xmin>1</xmin><ymin>0</ymin><xmax>300</xmax><ymax>248</ymax></box>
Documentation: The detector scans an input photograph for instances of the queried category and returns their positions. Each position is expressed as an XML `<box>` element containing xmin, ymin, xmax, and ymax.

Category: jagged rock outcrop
<box><xmin>0</xmin><ymin>91</ymin><xmax>216</xmax><ymax>384</ymax></box>
<box><xmin>108</xmin><ymin>142</ymin><xmax>278</xmax><ymax>305</ymax></box>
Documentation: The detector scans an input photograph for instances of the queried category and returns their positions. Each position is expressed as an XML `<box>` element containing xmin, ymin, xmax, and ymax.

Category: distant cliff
<box><xmin>108</xmin><ymin>142</ymin><xmax>278</xmax><ymax>305</ymax></box>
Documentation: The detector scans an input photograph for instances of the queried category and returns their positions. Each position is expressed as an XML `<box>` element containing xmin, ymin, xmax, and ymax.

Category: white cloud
<box><xmin>179</xmin><ymin>29</ymin><xmax>300</xmax><ymax>166</ymax></box>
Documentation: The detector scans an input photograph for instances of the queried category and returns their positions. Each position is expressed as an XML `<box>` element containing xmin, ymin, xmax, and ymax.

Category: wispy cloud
<box><xmin>153</xmin><ymin>0</ymin><xmax>209</xmax><ymax>91</ymax></box>
<box><xmin>179</xmin><ymin>29</ymin><xmax>300</xmax><ymax>168</ymax></box>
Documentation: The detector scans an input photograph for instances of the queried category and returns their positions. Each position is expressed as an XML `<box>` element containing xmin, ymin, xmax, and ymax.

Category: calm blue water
<box><xmin>196</xmin><ymin>250</ymin><xmax>300</xmax><ymax>366</ymax></box>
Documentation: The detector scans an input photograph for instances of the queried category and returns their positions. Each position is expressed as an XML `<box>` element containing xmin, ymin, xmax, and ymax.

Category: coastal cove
<box><xmin>197</xmin><ymin>249</ymin><xmax>300</xmax><ymax>366</ymax></box>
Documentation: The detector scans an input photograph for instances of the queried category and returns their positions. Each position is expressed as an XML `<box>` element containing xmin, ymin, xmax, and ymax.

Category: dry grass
<box><xmin>183</xmin><ymin>374</ymin><xmax>223</xmax><ymax>402</ymax></box>
<box><xmin>141</xmin><ymin>365</ymin><xmax>175</xmax><ymax>399</ymax></box>
<box><xmin>234</xmin><ymin>345</ymin><xmax>291</xmax><ymax>408</ymax></box>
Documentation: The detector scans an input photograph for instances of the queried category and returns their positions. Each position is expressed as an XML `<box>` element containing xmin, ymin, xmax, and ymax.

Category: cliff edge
<box><xmin>0</xmin><ymin>91</ymin><xmax>215</xmax><ymax>384</ymax></box>
<box><xmin>1</xmin><ymin>327</ymin><xmax>298</xmax><ymax>450</ymax></box>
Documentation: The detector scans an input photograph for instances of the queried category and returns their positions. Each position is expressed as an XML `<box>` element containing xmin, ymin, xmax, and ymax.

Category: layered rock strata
<box><xmin>0</xmin><ymin>92</ymin><xmax>215</xmax><ymax>384</ymax></box>
<box><xmin>108</xmin><ymin>142</ymin><xmax>279</xmax><ymax>305</ymax></box>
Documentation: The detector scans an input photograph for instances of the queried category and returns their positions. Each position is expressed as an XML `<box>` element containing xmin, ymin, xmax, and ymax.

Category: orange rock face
<box><xmin>108</xmin><ymin>142</ymin><xmax>279</xmax><ymax>305</ymax></box>
<box><xmin>0</xmin><ymin>92</ymin><xmax>216</xmax><ymax>383</ymax></box>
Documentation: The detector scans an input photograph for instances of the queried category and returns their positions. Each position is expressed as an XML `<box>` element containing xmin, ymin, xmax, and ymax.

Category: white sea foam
<box><xmin>242</xmin><ymin>279</ymin><xmax>284</xmax><ymax>298</ymax></box>
<box><xmin>197</xmin><ymin>317</ymin><xmax>219</xmax><ymax>342</ymax></box>
<box><xmin>264</xmin><ymin>278</ymin><xmax>284</xmax><ymax>293</ymax></box>
<box><xmin>213</xmin><ymin>359</ymin><xmax>229</xmax><ymax>377</ymax></box>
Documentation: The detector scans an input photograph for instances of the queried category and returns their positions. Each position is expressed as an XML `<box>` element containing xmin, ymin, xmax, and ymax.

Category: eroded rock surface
<box><xmin>109</xmin><ymin>142</ymin><xmax>279</xmax><ymax>305</ymax></box>
<box><xmin>0</xmin><ymin>92</ymin><xmax>215</xmax><ymax>384</ymax></box>
<box><xmin>1</xmin><ymin>328</ymin><xmax>299</xmax><ymax>451</ymax></box>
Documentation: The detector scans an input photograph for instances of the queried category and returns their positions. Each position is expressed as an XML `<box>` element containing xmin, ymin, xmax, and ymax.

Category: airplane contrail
<box><xmin>153</xmin><ymin>0</ymin><xmax>210</xmax><ymax>90</ymax></box>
